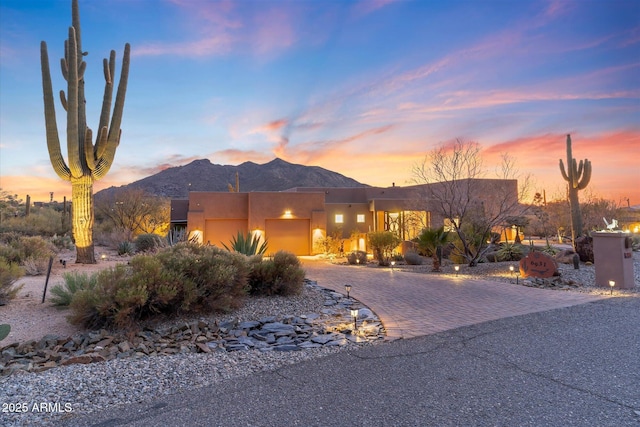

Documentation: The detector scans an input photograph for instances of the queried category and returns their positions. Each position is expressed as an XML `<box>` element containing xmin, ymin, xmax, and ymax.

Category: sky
<box><xmin>0</xmin><ymin>0</ymin><xmax>639</xmax><ymax>207</ymax></box>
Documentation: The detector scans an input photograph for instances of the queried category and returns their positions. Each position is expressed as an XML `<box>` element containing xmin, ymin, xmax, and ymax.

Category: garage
<box><xmin>205</xmin><ymin>219</ymin><xmax>248</xmax><ymax>248</ymax></box>
<box><xmin>265</xmin><ymin>219</ymin><xmax>310</xmax><ymax>256</ymax></box>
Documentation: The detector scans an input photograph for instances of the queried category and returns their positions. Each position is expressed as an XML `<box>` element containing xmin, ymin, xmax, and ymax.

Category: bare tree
<box><xmin>413</xmin><ymin>139</ymin><xmax>531</xmax><ymax>266</ymax></box>
<box><xmin>95</xmin><ymin>189</ymin><xmax>170</xmax><ymax>238</ymax></box>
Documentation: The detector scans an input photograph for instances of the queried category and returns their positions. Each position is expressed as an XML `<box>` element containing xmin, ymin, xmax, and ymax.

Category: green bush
<box><xmin>0</xmin><ymin>258</ymin><xmax>24</xmax><ymax>305</ymax></box>
<box><xmin>404</xmin><ymin>251</ymin><xmax>423</xmax><ymax>265</ymax></box>
<box><xmin>51</xmin><ymin>234</ymin><xmax>74</xmax><ymax>250</ymax></box>
<box><xmin>347</xmin><ymin>250</ymin><xmax>368</xmax><ymax>265</ymax></box>
<box><xmin>248</xmin><ymin>251</ymin><xmax>305</xmax><ymax>296</ymax></box>
<box><xmin>50</xmin><ymin>271</ymin><xmax>97</xmax><ymax>307</ymax></box>
<box><xmin>367</xmin><ymin>231</ymin><xmax>401</xmax><ymax>266</ymax></box>
<box><xmin>134</xmin><ymin>233</ymin><xmax>164</xmax><ymax>253</ymax></box>
<box><xmin>154</xmin><ymin>243</ymin><xmax>249</xmax><ymax>312</ymax></box>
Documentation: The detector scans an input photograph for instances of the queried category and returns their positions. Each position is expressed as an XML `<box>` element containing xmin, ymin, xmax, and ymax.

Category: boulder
<box><xmin>519</xmin><ymin>251</ymin><xmax>559</xmax><ymax>278</ymax></box>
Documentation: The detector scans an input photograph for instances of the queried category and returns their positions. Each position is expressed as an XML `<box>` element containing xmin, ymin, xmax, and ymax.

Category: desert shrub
<box><xmin>155</xmin><ymin>243</ymin><xmax>249</xmax><ymax>312</ymax></box>
<box><xmin>22</xmin><ymin>256</ymin><xmax>52</xmax><ymax>276</ymax></box>
<box><xmin>222</xmin><ymin>231</ymin><xmax>268</xmax><ymax>256</ymax></box>
<box><xmin>496</xmin><ymin>243</ymin><xmax>525</xmax><ymax>262</ymax></box>
<box><xmin>0</xmin><ymin>235</ymin><xmax>55</xmax><ymax>267</ymax></box>
<box><xmin>367</xmin><ymin>231</ymin><xmax>401</xmax><ymax>266</ymax></box>
<box><xmin>117</xmin><ymin>241</ymin><xmax>135</xmax><ymax>256</ymax></box>
<box><xmin>347</xmin><ymin>250</ymin><xmax>368</xmax><ymax>265</ymax></box>
<box><xmin>404</xmin><ymin>251</ymin><xmax>423</xmax><ymax>265</ymax></box>
<box><xmin>313</xmin><ymin>232</ymin><xmax>342</xmax><ymax>256</ymax></box>
<box><xmin>248</xmin><ymin>251</ymin><xmax>305</xmax><ymax>296</ymax></box>
<box><xmin>0</xmin><ymin>258</ymin><xmax>24</xmax><ymax>305</ymax></box>
<box><xmin>51</xmin><ymin>234</ymin><xmax>74</xmax><ymax>250</ymax></box>
<box><xmin>0</xmin><ymin>207</ymin><xmax>70</xmax><ymax>237</ymax></box>
<box><xmin>50</xmin><ymin>271</ymin><xmax>97</xmax><ymax>307</ymax></box>
<box><xmin>134</xmin><ymin>233</ymin><xmax>164</xmax><ymax>253</ymax></box>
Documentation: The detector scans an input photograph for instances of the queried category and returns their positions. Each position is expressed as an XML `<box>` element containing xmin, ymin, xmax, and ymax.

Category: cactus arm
<box><xmin>84</xmin><ymin>128</ymin><xmax>96</xmax><ymax>171</ymax></box>
<box><xmin>66</xmin><ymin>27</ymin><xmax>81</xmax><ymax>178</ymax></box>
<box><xmin>559</xmin><ymin>159</ymin><xmax>569</xmax><ymax>182</ymax></box>
<box><xmin>95</xmin><ymin>51</ymin><xmax>115</xmax><ymax>158</ymax></box>
<box><xmin>94</xmin><ymin>43</ymin><xmax>130</xmax><ymax>180</ymax></box>
<box><xmin>59</xmin><ymin>90</ymin><xmax>68</xmax><ymax>111</ymax></box>
<box><xmin>107</xmin><ymin>43</ymin><xmax>130</xmax><ymax>146</ymax></box>
<box><xmin>40</xmin><ymin>41</ymin><xmax>71</xmax><ymax>181</ymax></box>
<box><xmin>577</xmin><ymin>160</ymin><xmax>591</xmax><ymax>190</ymax></box>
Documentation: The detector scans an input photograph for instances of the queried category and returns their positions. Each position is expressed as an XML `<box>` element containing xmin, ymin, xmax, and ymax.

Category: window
<box><xmin>335</xmin><ymin>214</ymin><xmax>344</xmax><ymax>224</ymax></box>
<box><xmin>356</xmin><ymin>214</ymin><xmax>365</xmax><ymax>223</ymax></box>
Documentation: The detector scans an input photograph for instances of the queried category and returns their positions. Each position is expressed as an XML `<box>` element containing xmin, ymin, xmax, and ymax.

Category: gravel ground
<box><xmin>0</xmin><ymin>283</ymin><xmax>377</xmax><ymax>427</ymax></box>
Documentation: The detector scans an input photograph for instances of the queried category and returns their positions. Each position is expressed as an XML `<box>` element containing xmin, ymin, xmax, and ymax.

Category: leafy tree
<box><xmin>367</xmin><ymin>231</ymin><xmax>401</xmax><ymax>266</ymax></box>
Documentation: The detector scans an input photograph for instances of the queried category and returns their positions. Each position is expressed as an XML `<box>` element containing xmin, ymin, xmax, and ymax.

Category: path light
<box><xmin>509</xmin><ymin>265</ymin><xmax>514</xmax><ymax>276</ymax></box>
<box><xmin>345</xmin><ymin>284</ymin><xmax>352</xmax><ymax>299</ymax></box>
<box><xmin>609</xmin><ymin>280</ymin><xmax>615</xmax><ymax>295</ymax></box>
<box><xmin>391</xmin><ymin>260</ymin><xmax>396</xmax><ymax>271</ymax></box>
<box><xmin>350</xmin><ymin>308</ymin><xmax>359</xmax><ymax>332</ymax></box>
<box><xmin>515</xmin><ymin>271</ymin><xmax>520</xmax><ymax>285</ymax></box>
<box><xmin>100</xmin><ymin>254</ymin><xmax>107</xmax><ymax>261</ymax></box>
<box><xmin>454</xmin><ymin>265</ymin><xmax>460</xmax><ymax>277</ymax></box>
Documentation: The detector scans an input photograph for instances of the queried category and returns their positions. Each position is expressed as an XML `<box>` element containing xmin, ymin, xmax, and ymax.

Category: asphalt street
<box><xmin>71</xmin><ymin>296</ymin><xmax>640</xmax><ymax>427</ymax></box>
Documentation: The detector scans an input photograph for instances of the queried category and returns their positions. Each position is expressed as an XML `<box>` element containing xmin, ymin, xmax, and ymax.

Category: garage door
<box><xmin>265</xmin><ymin>219</ymin><xmax>310</xmax><ymax>256</ymax></box>
<box><xmin>205</xmin><ymin>219</ymin><xmax>248</xmax><ymax>248</ymax></box>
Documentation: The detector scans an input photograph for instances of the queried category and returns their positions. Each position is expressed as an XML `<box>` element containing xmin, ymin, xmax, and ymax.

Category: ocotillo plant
<box><xmin>40</xmin><ymin>0</ymin><xmax>130</xmax><ymax>263</ymax></box>
<box><xmin>559</xmin><ymin>134</ymin><xmax>591</xmax><ymax>246</ymax></box>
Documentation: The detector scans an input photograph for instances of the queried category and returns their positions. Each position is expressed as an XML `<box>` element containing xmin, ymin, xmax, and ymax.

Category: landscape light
<box><xmin>391</xmin><ymin>260</ymin><xmax>396</xmax><ymax>270</ymax></box>
<box><xmin>515</xmin><ymin>271</ymin><xmax>520</xmax><ymax>285</ymax></box>
<box><xmin>454</xmin><ymin>265</ymin><xmax>460</xmax><ymax>277</ymax></box>
<box><xmin>509</xmin><ymin>265</ymin><xmax>514</xmax><ymax>275</ymax></box>
<box><xmin>345</xmin><ymin>284</ymin><xmax>352</xmax><ymax>299</ymax></box>
<box><xmin>609</xmin><ymin>280</ymin><xmax>615</xmax><ymax>295</ymax></box>
<box><xmin>350</xmin><ymin>308</ymin><xmax>359</xmax><ymax>332</ymax></box>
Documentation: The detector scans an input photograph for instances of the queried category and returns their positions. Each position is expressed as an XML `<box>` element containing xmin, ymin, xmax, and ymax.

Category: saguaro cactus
<box><xmin>559</xmin><ymin>134</ymin><xmax>591</xmax><ymax>246</ymax></box>
<box><xmin>40</xmin><ymin>0</ymin><xmax>130</xmax><ymax>263</ymax></box>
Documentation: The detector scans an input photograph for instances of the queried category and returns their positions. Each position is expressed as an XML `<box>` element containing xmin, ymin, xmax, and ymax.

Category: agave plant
<box><xmin>222</xmin><ymin>231</ymin><xmax>268</xmax><ymax>256</ymax></box>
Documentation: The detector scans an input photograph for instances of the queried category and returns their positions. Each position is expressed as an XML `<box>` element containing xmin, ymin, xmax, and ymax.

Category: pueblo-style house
<box><xmin>170</xmin><ymin>179</ymin><xmax>519</xmax><ymax>256</ymax></box>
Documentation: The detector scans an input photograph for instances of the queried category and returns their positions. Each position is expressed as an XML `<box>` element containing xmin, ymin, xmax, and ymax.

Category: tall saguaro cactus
<box><xmin>40</xmin><ymin>0</ymin><xmax>130</xmax><ymax>263</ymax></box>
<box><xmin>559</xmin><ymin>134</ymin><xmax>591</xmax><ymax>247</ymax></box>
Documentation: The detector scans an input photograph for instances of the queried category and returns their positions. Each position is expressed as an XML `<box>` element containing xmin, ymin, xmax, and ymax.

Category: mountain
<box><xmin>96</xmin><ymin>158</ymin><xmax>367</xmax><ymax>200</ymax></box>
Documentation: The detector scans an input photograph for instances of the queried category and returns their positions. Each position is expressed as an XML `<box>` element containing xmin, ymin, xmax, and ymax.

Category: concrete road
<box><xmin>71</xmin><ymin>297</ymin><xmax>640</xmax><ymax>427</ymax></box>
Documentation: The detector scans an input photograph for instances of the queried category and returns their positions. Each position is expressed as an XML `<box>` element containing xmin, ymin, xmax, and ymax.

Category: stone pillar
<box><xmin>592</xmin><ymin>232</ymin><xmax>635</xmax><ymax>290</ymax></box>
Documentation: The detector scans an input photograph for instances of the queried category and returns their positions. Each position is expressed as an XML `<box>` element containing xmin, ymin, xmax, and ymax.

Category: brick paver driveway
<box><xmin>302</xmin><ymin>259</ymin><xmax>605</xmax><ymax>340</ymax></box>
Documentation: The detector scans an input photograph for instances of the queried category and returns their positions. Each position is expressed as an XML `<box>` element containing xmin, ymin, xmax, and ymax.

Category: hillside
<box><xmin>96</xmin><ymin>158</ymin><xmax>367</xmax><ymax>200</ymax></box>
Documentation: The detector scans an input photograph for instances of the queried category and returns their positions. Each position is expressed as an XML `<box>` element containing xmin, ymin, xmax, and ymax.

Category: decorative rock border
<box><xmin>0</xmin><ymin>280</ymin><xmax>385</xmax><ymax>376</ymax></box>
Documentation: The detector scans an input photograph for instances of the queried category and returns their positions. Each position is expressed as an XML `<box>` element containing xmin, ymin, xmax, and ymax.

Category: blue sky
<box><xmin>1</xmin><ymin>0</ymin><xmax>639</xmax><ymax>205</ymax></box>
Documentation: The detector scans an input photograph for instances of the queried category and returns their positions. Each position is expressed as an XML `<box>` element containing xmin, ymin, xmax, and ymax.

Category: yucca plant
<box><xmin>222</xmin><ymin>231</ymin><xmax>268</xmax><ymax>256</ymax></box>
